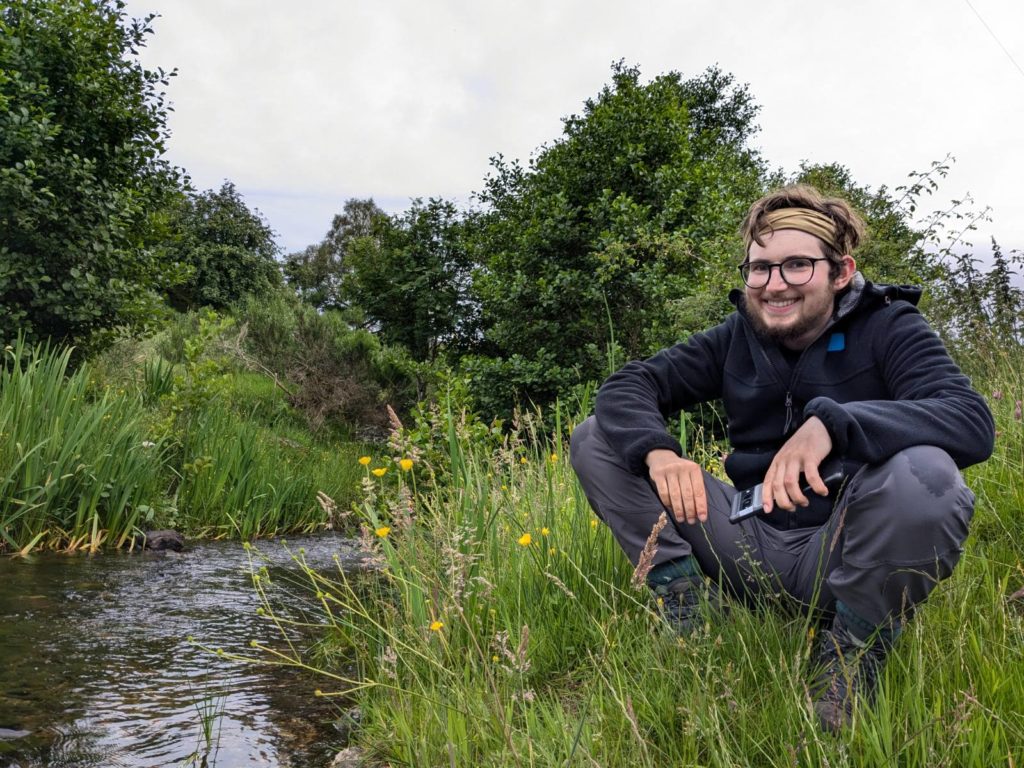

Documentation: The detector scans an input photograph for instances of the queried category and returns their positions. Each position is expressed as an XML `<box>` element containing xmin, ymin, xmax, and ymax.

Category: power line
<box><xmin>963</xmin><ymin>0</ymin><xmax>1024</xmax><ymax>82</ymax></box>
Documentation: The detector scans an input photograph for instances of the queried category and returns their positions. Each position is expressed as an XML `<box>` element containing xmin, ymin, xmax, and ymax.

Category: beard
<box><xmin>745</xmin><ymin>286</ymin><xmax>837</xmax><ymax>349</ymax></box>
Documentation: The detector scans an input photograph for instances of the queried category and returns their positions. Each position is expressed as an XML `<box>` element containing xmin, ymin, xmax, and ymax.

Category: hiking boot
<box><xmin>811</xmin><ymin>613</ymin><xmax>894</xmax><ymax>733</ymax></box>
<box><xmin>652</xmin><ymin>574</ymin><xmax>723</xmax><ymax>635</ymax></box>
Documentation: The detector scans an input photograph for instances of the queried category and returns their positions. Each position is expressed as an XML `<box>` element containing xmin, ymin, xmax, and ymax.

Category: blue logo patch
<box><xmin>827</xmin><ymin>332</ymin><xmax>846</xmax><ymax>352</ymax></box>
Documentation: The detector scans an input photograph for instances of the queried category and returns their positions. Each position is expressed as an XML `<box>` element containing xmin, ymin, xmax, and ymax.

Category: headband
<box><xmin>748</xmin><ymin>208</ymin><xmax>841</xmax><ymax>253</ymax></box>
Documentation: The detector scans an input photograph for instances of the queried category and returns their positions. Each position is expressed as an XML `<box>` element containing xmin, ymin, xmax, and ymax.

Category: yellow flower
<box><xmin>549</xmin><ymin>453</ymin><xmax>558</xmax><ymax>463</ymax></box>
<box><xmin>519</xmin><ymin>457</ymin><xmax>528</xmax><ymax>465</ymax></box>
<box><xmin>375</xmin><ymin>526</ymin><xmax>391</xmax><ymax>538</ymax></box>
<box><xmin>372</xmin><ymin>467</ymin><xmax>387</xmax><ymax>477</ymax></box>
<box><xmin>358</xmin><ymin>456</ymin><xmax>371</xmax><ymax>466</ymax></box>
<box><xmin>492</xmin><ymin>654</ymin><xmax>499</xmax><ymax>663</ymax></box>
<box><xmin>399</xmin><ymin>458</ymin><xmax>414</xmax><ymax>471</ymax></box>
<box><xmin>548</xmin><ymin>547</ymin><xmax>557</xmax><ymax>556</ymax></box>
<box><xmin>429</xmin><ymin>620</ymin><xmax>444</xmax><ymax>632</ymax></box>
<box><xmin>517</xmin><ymin>533</ymin><xmax>532</xmax><ymax>547</ymax></box>
<box><xmin>541</xmin><ymin>527</ymin><xmax>550</xmax><ymax>536</ymax></box>
<box><xmin>590</xmin><ymin>519</ymin><xmax>599</xmax><ymax>529</ymax></box>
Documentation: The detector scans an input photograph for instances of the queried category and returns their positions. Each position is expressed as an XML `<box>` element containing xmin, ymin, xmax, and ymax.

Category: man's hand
<box><xmin>762</xmin><ymin>416</ymin><xmax>833</xmax><ymax>513</ymax></box>
<box><xmin>645</xmin><ymin>449</ymin><xmax>707</xmax><ymax>525</ymax></box>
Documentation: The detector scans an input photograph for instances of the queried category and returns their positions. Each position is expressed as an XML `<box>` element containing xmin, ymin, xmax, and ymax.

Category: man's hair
<box><xmin>740</xmin><ymin>184</ymin><xmax>867</xmax><ymax>277</ymax></box>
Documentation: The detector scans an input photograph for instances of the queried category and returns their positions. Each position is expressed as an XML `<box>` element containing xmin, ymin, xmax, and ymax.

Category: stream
<box><xmin>0</xmin><ymin>534</ymin><xmax>364</xmax><ymax>767</ymax></box>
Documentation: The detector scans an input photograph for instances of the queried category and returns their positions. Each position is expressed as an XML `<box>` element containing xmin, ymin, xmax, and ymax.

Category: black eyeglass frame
<box><xmin>737</xmin><ymin>256</ymin><xmax>832</xmax><ymax>288</ymax></box>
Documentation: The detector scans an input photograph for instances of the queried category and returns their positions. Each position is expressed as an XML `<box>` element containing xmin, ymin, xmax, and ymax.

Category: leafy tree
<box><xmin>162</xmin><ymin>181</ymin><xmax>281</xmax><ymax>310</ymax></box>
<box><xmin>464</xmin><ymin>62</ymin><xmax>768</xmax><ymax>414</ymax></box>
<box><xmin>283</xmin><ymin>197</ymin><xmax>384</xmax><ymax>312</ymax></box>
<box><xmin>343</xmin><ymin>198</ymin><xmax>476</xmax><ymax>362</ymax></box>
<box><xmin>0</xmin><ymin>0</ymin><xmax>183</xmax><ymax>349</ymax></box>
<box><xmin>795</xmin><ymin>162</ymin><xmax>932</xmax><ymax>287</ymax></box>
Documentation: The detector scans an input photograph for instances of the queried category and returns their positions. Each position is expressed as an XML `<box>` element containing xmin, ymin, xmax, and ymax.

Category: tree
<box><xmin>343</xmin><ymin>198</ymin><xmax>476</xmax><ymax>362</ymax></box>
<box><xmin>463</xmin><ymin>62</ymin><xmax>768</xmax><ymax>414</ymax></box>
<box><xmin>283</xmin><ymin>197</ymin><xmax>384</xmax><ymax>312</ymax></box>
<box><xmin>162</xmin><ymin>181</ymin><xmax>281</xmax><ymax>310</ymax></box>
<box><xmin>0</xmin><ymin>0</ymin><xmax>183</xmax><ymax>349</ymax></box>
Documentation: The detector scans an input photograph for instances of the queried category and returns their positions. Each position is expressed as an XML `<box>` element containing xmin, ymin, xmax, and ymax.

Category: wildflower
<box><xmin>541</xmin><ymin>527</ymin><xmax>550</xmax><ymax>536</ymax></box>
<box><xmin>359</xmin><ymin>456</ymin><xmax>371</xmax><ymax>466</ymax></box>
<box><xmin>992</xmin><ymin>390</ymin><xmax>1004</xmax><ymax>401</ymax></box>
<box><xmin>429</xmin><ymin>620</ymin><xmax>444</xmax><ymax>632</ymax></box>
<box><xmin>372</xmin><ymin>467</ymin><xmax>387</xmax><ymax>477</ymax></box>
<box><xmin>518</xmin><ymin>533</ymin><xmax>532</xmax><ymax>547</ymax></box>
<box><xmin>549</xmin><ymin>547</ymin><xmax>557</xmax><ymax>556</ymax></box>
<box><xmin>519</xmin><ymin>457</ymin><xmax>528</xmax><ymax>465</ymax></box>
<box><xmin>590</xmin><ymin>519</ymin><xmax>599</xmax><ymax>529</ymax></box>
<box><xmin>549</xmin><ymin>453</ymin><xmax>558</xmax><ymax>463</ymax></box>
<box><xmin>399</xmin><ymin>458</ymin><xmax>414</xmax><ymax>471</ymax></box>
<box><xmin>492</xmin><ymin>654</ymin><xmax>499</xmax><ymax>662</ymax></box>
<box><xmin>141</xmin><ymin>440</ymin><xmax>156</xmax><ymax>449</ymax></box>
<box><xmin>375</xmin><ymin>526</ymin><xmax>391</xmax><ymax>538</ymax></box>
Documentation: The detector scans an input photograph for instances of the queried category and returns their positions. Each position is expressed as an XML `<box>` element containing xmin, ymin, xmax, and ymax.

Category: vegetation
<box><xmin>2</xmin><ymin>2</ymin><xmax>1023</xmax><ymax>763</ymax></box>
<box><xmin>0</xmin><ymin>0</ymin><xmax>183</xmax><ymax>351</ymax></box>
<box><xmin>161</xmin><ymin>181</ymin><xmax>282</xmax><ymax>312</ymax></box>
<box><xmin>246</xmin><ymin>370</ymin><xmax>1022</xmax><ymax>766</ymax></box>
<box><xmin>0</xmin><ymin>319</ymin><xmax>370</xmax><ymax>552</ymax></box>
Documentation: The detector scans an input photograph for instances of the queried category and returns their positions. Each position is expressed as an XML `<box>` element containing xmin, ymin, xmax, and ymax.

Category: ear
<box><xmin>832</xmin><ymin>255</ymin><xmax>856</xmax><ymax>290</ymax></box>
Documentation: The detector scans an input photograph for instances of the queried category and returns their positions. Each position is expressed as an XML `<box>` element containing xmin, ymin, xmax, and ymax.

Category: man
<box><xmin>569</xmin><ymin>184</ymin><xmax>994</xmax><ymax>732</ymax></box>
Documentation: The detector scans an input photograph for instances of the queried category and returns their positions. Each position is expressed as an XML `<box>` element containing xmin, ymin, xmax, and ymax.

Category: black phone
<box><xmin>728</xmin><ymin>469</ymin><xmax>846</xmax><ymax>525</ymax></box>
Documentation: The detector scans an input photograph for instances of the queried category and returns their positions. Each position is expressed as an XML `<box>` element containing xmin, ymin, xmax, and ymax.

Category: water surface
<box><xmin>0</xmin><ymin>534</ymin><xmax>363</xmax><ymax>767</ymax></box>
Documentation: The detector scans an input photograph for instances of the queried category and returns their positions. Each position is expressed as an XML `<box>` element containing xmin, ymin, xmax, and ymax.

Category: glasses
<box><xmin>738</xmin><ymin>256</ymin><xmax>831</xmax><ymax>288</ymax></box>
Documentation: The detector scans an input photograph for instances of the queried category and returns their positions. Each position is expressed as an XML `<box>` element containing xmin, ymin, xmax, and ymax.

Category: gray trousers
<box><xmin>570</xmin><ymin>416</ymin><xmax>976</xmax><ymax>626</ymax></box>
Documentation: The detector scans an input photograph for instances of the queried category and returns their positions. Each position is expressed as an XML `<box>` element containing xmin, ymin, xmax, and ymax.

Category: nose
<box><xmin>764</xmin><ymin>265</ymin><xmax>788</xmax><ymax>291</ymax></box>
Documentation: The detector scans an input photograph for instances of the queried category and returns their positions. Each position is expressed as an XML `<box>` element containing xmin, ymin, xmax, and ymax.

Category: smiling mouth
<box><xmin>764</xmin><ymin>298</ymin><xmax>798</xmax><ymax>310</ymax></box>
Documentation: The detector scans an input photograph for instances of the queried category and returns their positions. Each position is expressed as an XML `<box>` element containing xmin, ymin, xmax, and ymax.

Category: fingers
<box><xmin>646</xmin><ymin>453</ymin><xmax>707</xmax><ymax>525</ymax></box>
<box><xmin>762</xmin><ymin>417</ymin><xmax>833</xmax><ymax>512</ymax></box>
<box><xmin>803</xmin><ymin>464</ymin><xmax>828</xmax><ymax>497</ymax></box>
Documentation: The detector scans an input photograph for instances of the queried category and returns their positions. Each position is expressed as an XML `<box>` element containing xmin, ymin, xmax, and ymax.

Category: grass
<box><xmin>0</xmin><ymin>338</ymin><xmax>169</xmax><ymax>552</ymax></box>
<box><xmin>0</xmin><ymin>332</ymin><xmax>369</xmax><ymax>552</ymax></box>
<box><xmin>252</xmin><ymin>378</ymin><xmax>1024</xmax><ymax>766</ymax></box>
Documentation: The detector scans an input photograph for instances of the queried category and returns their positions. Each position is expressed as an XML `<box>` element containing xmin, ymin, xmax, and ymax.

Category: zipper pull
<box><xmin>783</xmin><ymin>392</ymin><xmax>793</xmax><ymax>434</ymax></box>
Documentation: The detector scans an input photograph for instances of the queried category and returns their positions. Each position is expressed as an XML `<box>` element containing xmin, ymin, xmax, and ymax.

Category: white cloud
<box><xmin>125</xmin><ymin>0</ymin><xmax>1024</xmax><ymax>256</ymax></box>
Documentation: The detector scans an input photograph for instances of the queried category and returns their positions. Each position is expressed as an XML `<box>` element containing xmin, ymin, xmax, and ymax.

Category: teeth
<box><xmin>766</xmin><ymin>299</ymin><xmax>796</xmax><ymax>307</ymax></box>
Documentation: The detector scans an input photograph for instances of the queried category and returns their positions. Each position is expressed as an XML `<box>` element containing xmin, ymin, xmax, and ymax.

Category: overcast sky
<box><xmin>123</xmin><ymin>0</ymin><xmax>1024</xmax><ymax>264</ymax></box>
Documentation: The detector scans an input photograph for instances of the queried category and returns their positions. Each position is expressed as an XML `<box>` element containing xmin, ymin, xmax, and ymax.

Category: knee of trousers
<box><xmin>569</xmin><ymin>416</ymin><xmax>628</xmax><ymax>487</ymax></box>
<box><xmin>841</xmin><ymin>445</ymin><xmax>974</xmax><ymax>574</ymax></box>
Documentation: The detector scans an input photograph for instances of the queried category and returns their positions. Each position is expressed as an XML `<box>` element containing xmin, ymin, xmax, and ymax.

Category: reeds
<box><xmin>0</xmin><ymin>335</ymin><xmax>365</xmax><ymax>552</ymax></box>
<box><xmin>0</xmin><ymin>338</ymin><xmax>167</xmax><ymax>552</ymax></box>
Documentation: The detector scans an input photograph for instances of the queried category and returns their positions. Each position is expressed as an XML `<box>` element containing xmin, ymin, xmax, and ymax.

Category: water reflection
<box><xmin>0</xmin><ymin>534</ymin><xmax>364</xmax><ymax>767</ymax></box>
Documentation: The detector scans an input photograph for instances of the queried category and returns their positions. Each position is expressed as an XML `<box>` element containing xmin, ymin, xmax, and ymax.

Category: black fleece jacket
<box><xmin>594</xmin><ymin>274</ymin><xmax>995</xmax><ymax>528</ymax></box>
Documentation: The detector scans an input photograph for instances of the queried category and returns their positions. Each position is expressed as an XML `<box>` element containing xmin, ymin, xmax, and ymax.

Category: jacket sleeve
<box><xmin>594</xmin><ymin>318</ymin><xmax>732</xmax><ymax>475</ymax></box>
<box><xmin>804</xmin><ymin>303</ymin><xmax>994</xmax><ymax>469</ymax></box>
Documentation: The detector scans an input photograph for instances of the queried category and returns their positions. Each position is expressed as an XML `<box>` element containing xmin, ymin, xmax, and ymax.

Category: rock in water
<box><xmin>143</xmin><ymin>530</ymin><xmax>185</xmax><ymax>552</ymax></box>
<box><xmin>331</xmin><ymin>747</ymin><xmax>363</xmax><ymax>767</ymax></box>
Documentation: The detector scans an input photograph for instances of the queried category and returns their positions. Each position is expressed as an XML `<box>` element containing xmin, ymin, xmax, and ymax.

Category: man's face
<box><xmin>743</xmin><ymin>228</ymin><xmax>856</xmax><ymax>350</ymax></box>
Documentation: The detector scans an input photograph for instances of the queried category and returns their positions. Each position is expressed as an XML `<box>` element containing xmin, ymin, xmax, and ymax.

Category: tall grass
<box><xmin>174</xmin><ymin>403</ymin><xmax>361</xmax><ymax>538</ymax></box>
<box><xmin>257</xmin><ymin>388</ymin><xmax>1024</xmax><ymax>766</ymax></box>
<box><xmin>0</xmin><ymin>333</ymin><xmax>368</xmax><ymax>552</ymax></box>
<box><xmin>0</xmin><ymin>339</ymin><xmax>168</xmax><ymax>552</ymax></box>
